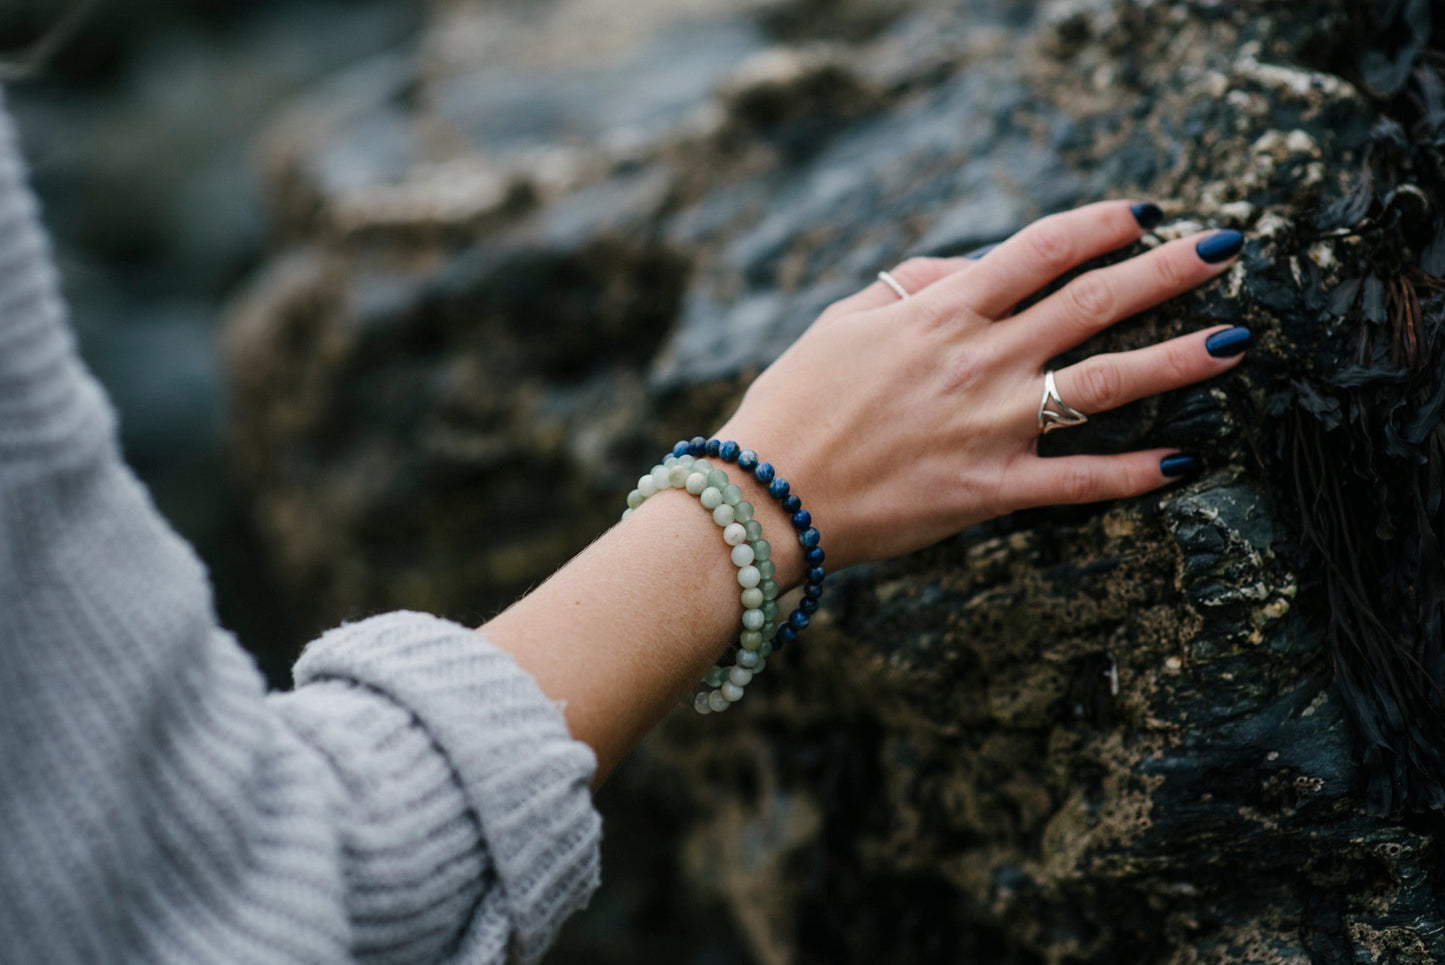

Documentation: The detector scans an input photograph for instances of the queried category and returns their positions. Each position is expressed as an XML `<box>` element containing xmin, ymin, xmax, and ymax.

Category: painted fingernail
<box><xmin>1130</xmin><ymin>202</ymin><xmax>1163</xmax><ymax>229</ymax></box>
<box><xmin>964</xmin><ymin>242</ymin><xmax>998</xmax><ymax>260</ymax></box>
<box><xmin>1160</xmin><ymin>453</ymin><xmax>1200</xmax><ymax>477</ymax></box>
<box><xmin>1196</xmin><ymin>229</ymin><xmax>1244</xmax><ymax>263</ymax></box>
<box><xmin>1205</xmin><ymin>326</ymin><xmax>1253</xmax><ymax>358</ymax></box>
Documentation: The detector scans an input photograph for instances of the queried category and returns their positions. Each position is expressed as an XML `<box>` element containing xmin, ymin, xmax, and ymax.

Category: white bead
<box><xmin>700</xmin><ymin>487</ymin><xmax>723</xmax><ymax>510</ymax></box>
<box><xmin>650</xmin><ymin>466</ymin><xmax>670</xmax><ymax>490</ymax></box>
<box><xmin>665</xmin><ymin>465</ymin><xmax>687</xmax><ymax>487</ymax></box>
<box><xmin>712</xmin><ymin>503</ymin><xmax>735</xmax><ymax>526</ymax></box>
<box><xmin>723</xmin><ymin>522</ymin><xmax>747</xmax><ymax>546</ymax></box>
<box><xmin>693</xmin><ymin>693</ymin><xmax>712</xmax><ymax>714</ymax></box>
<box><xmin>731</xmin><ymin>543</ymin><xmax>755</xmax><ymax>567</ymax></box>
<box><xmin>707</xmin><ymin>690</ymin><xmax>730</xmax><ymax>712</ymax></box>
<box><xmin>620</xmin><ymin>508</ymin><xmax>633</xmax><ymax>521</ymax></box>
<box><xmin>740</xmin><ymin>586</ymin><xmax>764</xmax><ymax>609</ymax></box>
<box><xmin>736</xmin><ymin>649</ymin><xmax>760</xmax><ymax>668</ymax></box>
<box><xmin>664</xmin><ymin>456</ymin><xmax>679</xmax><ymax>468</ymax></box>
<box><xmin>742</xmin><ymin>608</ymin><xmax>765</xmax><ymax>630</ymax></box>
<box><xmin>721</xmin><ymin>682</ymin><xmax>745</xmax><ymax>702</ymax></box>
<box><xmin>729</xmin><ymin>666</ymin><xmax>753</xmax><ymax>687</ymax></box>
<box><xmin>692</xmin><ymin>459</ymin><xmax>712</xmax><ymax>473</ymax></box>
<box><xmin>737</xmin><ymin>565</ymin><xmax>761</xmax><ymax>588</ymax></box>
<box><xmin>638</xmin><ymin>475</ymin><xmax>659</xmax><ymax>498</ymax></box>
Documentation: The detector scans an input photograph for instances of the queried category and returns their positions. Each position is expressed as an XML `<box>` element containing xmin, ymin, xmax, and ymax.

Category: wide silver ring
<box><xmin>1038</xmin><ymin>370</ymin><xmax>1088</xmax><ymax>435</ymax></box>
<box><xmin>877</xmin><ymin>270</ymin><xmax>910</xmax><ymax>301</ymax></box>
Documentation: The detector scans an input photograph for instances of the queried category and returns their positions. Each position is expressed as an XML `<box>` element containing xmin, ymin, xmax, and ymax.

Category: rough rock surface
<box><xmin>226</xmin><ymin>0</ymin><xmax>1445</xmax><ymax>960</ymax></box>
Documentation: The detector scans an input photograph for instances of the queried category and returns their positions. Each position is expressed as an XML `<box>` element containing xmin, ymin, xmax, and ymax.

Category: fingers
<box><xmin>825</xmin><ymin>256</ymin><xmax>972</xmax><ymax>316</ymax></box>
<box><xmin>1043</xmin><ymin>325</ymin><xmax>1250</xmax><ymax>421</ymax></box>
<box><xmin>1009</xmin><ymin>449</ymin><xmax>1194</xmax><ymax>510</ymax></box>
<box><xmin>915</xmin><ymin>200</ymin><xmax>1159</xmax><ymax>321</ymax></box>
<box><xmin>1009</xmin><ymin>229</ymin><xmax>1244</xmax><ymax>360</ymax></box>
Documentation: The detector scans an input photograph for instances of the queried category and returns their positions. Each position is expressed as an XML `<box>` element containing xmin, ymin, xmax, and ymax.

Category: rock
<box><xmin>226</xmin><ymin>0</ymin><xmax>1445</xmax><ymax>960</ymax></box>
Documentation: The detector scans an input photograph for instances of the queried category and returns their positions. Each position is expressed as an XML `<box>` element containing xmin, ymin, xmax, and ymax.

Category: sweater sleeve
<box><xmin>0</xmin><ymin>89</ymin><xmax>599</xmax><ymax>964</ymax></box>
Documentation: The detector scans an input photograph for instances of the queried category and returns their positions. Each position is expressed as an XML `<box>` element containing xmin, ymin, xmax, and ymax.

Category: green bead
<box><xmin>762</xmin><ymin>579</ymin><xmax>779</xmax><ymax>601</ymax></box>
<box><xmin>757</xmin><ymin>560</ymin><xmax>775</xmax><ymax>580</ymax></box>
<box><xmin>741</xmin><ymin>586</ymin><xmax>764</xmax><ymax>609</ymax></box>
<box><xmin>744</xmin><ymin>520</ymin><xmax>763</xmax><ymax>540</ymax></box>
<box><xmin>678</xmin><ymin>454</ymin><xmax>695</xmax><ymax>467</ymax></box>
<box><xmin>722</xmin><ymin>484</ymin><xmax>742</xmax><ymax>506</ymax></box>
<box><xmin>692</xmin><ymin>459</ymin><xmax>712</xmax><ymax>474</ymax></box>
<box><xmin>742</xmin><ymin>608</ymin><xmax>765</xmax><ymax>631</ymax></box>
<box><xmin>753</xmin><ymin>539</ymin><xmax>771</xmax><ymax>561</ymax></box>
<box><xmin>762</xmin><ymin>600</ymin><xmax>779</xmax><ymax>621</ymax></box>
<box><xmin>740</xmin><ymin>630</ymin><xmax>763</xmax><ymax>650</ymax></box>
<box><xmin>700</xmin><ymin>487</ymin><xmax>723</xmax><ymax>510</ymax></box>
<box><xmin>707</xmin><ymin>469</ymin><xmax>729</xmax><ymax>490</ymax></box>
<box><xmin>626</xmin><ymin>489</ymin><xmax>644</xmax><ymax>510</ymax></box>
<box><xmin>704</xmin><ymin>666</ymin><xmax>725</xmax><ymax>687</ymax></box>
<box><xmin>668</xmin><ymin>465</ymin><xmax>690</xmax><ymax>487</ymax></box>
<box><xmin>759</xmin><ymin>643</ymin><xmax>773</xmax><ymax>659</ymax></box>
<box><xmin>761</xmin><ymin>621</ymin><xmax>776</xmax><ymax>638</ymax></box>
<box><xmin>734</xmin><ymin>501</ymin><xmax>754</xmax><ymax>523</ymax></box>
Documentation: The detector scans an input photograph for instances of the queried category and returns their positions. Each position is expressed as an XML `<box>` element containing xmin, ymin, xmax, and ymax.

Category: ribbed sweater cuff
<box><xmin>293</xmin><ymin>611</ymin><xmax>601</xmax><ymax>963</ymax></box>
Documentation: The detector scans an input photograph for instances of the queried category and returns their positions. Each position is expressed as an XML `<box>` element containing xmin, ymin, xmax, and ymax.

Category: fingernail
<box><xmin>964</xmin><ymin>242</ymin><xmax>998</xmax><ymax>260</ymax></box>
<box><xmin>1130</xmin><ymin>202</ymin><xmax>1163</xmax><ymax>229</ymax></box>
<box><xmin>1160</xmin><ymin>453</ymin><xmax>1200</xmax><ymax>477</ymax></box>
<box><xmin>1205</xmin><ymin>326</ymin><xmax>1253</xmax><ymax>358</ymax></box>
<box><xmin>1196</xmin><ymin>229</ymin><xmax>1244</xmax><ymax>263</ymax></box>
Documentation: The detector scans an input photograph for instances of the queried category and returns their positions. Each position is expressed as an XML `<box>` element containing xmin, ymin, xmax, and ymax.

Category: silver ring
<box><xmin>1038</xmin><ymin>370</ymin><xmax>1088</xmax><ymax>435</ymax></box>
<box><xmin>877</xmin><ymin>270</ymin><xmax>910</xmax><ymax>301</ymax></box>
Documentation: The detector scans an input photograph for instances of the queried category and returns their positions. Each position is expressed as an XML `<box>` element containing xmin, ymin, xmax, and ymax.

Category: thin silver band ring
<box><xmin>877</xmin><ymin>270</ymin><xmax>910</xmax><ymax>301</ymax></box>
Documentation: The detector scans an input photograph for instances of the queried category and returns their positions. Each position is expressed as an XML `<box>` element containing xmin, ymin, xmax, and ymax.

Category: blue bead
<box><xmin>768</xmin><ymin>477</ymin><xmax>790</xmax><ymax>499</ymax></box>
<box><xmin>799</xmin><ymin>597</ymin><xmax>819</xmax><ymax>616</ymax></box>
<box><xmin>672</xmin><ymin>440</ymin><xmax>690</xmax><ymax>458</ymax></box>
<box><xmin>804</xmin><ymin>546</ymin><xmax>825</xmax><ymax>565</ymax></box>
<box><xmin>778</xmin><ymin>624</ymin><xmax>799</xmax><ymax>643</ymax></box>
<box><xmin>798</xmin><ymin>527</ymin><xmax>820</xmax><ymax>548</ymax></box>
<box><xmin>803</xmin><ymin>583</ymin><xmax>823</xmax><ymax>600</ymax></box>
<box><xmin>754</xmin><ymin>462</ymin><xmax>775</xmax><ymax>484</ymax></box>
<box><xmin>705</xmin><ymin>438</ymin><xmax>722</xmax><ymax>457</ymax></box>
<box><xmin>791</xmin><ymin>509</ymin><xmax>812</xmax><ymax>531</ymax></box>
<box><xmin>719</xmin><ymin>440</ymin><xmax>740</xmax><ymax>462</ymax></box>
<box><xmin>688</xmin><ymin>436</ymin><xmax>707</xmax><ymax>457</ymax></box>
<box><xmin>806</xmin><ymin>566</ymin><xmax>825</xmax><ymax>585</ymax></box>
<box><xmin>737</xmin><ymin>449</ymin><xmax>758</xmax><ymax>471</ymax></box>
<box><xmin>788</xmin><ymin>609</ymin><xmax>810</xmax><ymax>630</ymax></box>
<box><xmin>781</xmin><ymin>494</ymin><xmax>802</xmax><ymax>514</ymax></box>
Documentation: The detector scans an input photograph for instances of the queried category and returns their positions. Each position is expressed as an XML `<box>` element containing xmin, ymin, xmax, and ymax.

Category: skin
<box><xmin>480</xmin><ymin>200</ymin><xmax>1247</xmax><ymax>783</ymax></box>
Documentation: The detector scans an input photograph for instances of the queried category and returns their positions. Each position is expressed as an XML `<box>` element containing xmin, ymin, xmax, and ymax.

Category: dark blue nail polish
<box><xmin>1205</xmin><ymin>326</ymin><xmax>1253</xmax><ymax>358</ymax></box>
<box><xmin>1160</xmin><ymin>454</ymin><xmax>1200</xmax><ymax>477</ymax></box>
<box><xmin>1196</xmin><ymin>230</ymin><xmax>1244</xmax><ymax>263</ymax></box>
<box><xmin>964</xmin><ymin>242</ymin><xmax>998</xmax><ymax>260</ymax></box>
<box><xmin>1130</xmin><ymin>202</ymin><xmax>1163</xmax><ymax>229</ymax></box>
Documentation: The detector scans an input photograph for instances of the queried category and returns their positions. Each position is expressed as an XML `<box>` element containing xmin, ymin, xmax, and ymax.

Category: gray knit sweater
<box><xmin>0</xmin><ymin>91</ymin><xmax>600</xmax><ymax>963</ymax></box>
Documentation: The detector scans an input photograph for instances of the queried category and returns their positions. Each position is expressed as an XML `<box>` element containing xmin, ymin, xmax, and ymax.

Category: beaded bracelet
<box><xmin>672</xmin><ymin>436</ymin><xmax>826</xmax><ymax>655</ymax></box>
<box><xmin>623</xmin><ymin>454</ymin><xmax>773</xmax><ymax>713</ymax></box>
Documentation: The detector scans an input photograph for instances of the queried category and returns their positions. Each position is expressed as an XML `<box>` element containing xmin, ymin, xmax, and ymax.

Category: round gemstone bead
<box><xmin>685</xmin><ymin>472</ymin><xmax>707</xmax><ymax>495</ymax></box>
<box><xmin>707</xmin><ymin>469</ymin><xmax>729</xmax><ymax>490</ymax></box>
<box><xmin>781</xmin><ymin>494</ymin><xmax>802</xmax><ymax>514</ymax></box>
<box><xmin>704</xmin><ymin>666</ymin><xmax>726</xmax><ymax>688</ymax></box>
<box><xmin>688</xmin><ymin>436</ymin><xmax>707</xmax><ymax>456</ymax></box>
<box><xmin>626</xmin><ymin>489</ymin><xmax>645</xmax><ymax>510</ymax></box>
<box><xmin>700</xmin><ymin>487</ymin><xmax>723</xmax><ymax>510</ymax></box>
<box><xmin>638</xmin><ymin>475</ymin><xmax>660</xmax><ymax>498</ymax></box>
<box><xmin>758</xmin><ymin>642</ymin><xmax>773</xmax><ymax>658</ymax></box>
<box><xmin>762</xmin><ymin>600</ymin><xmax>779</xmax><ymax>621</ymax></box>
<box><xmin>761</xmin><ymin>621</ymin><xmax>776</xmax><ymax>638</ymax></box>
<box><xmin>768</xmin><ymin>477</ymin><xmax>790</xmax><ymax>499</ymax></box>
<box><xmin>733</xmin><ymin>501</ymin><xmax>754</xmax><ymax>523</ymax></box>
<box><xmin>740</xmin><ymin>629</ymin><xmax>763</xmax><ymax>650</ymax></box>
<box><xmin>731</xmin><ymin>543</ymin><xmax>756</xmax><ymax>567</ymax></box>
<box><xmin>668</xmin><ymin>465</ymin><xmax>691</xmax><ymax>487</ymax></box>
<box><xmin>798</xmin><ymin>527</ymin><xmax>821</xmax><ymax>548</ymax></box>
<box><xmin>722</xmin><ymin>484</ymin><xmax>742</xmax><ymax>506</ymax></box>
<box><xmin>741</xmin><ymin>586</ymin><xmax>764</xmax><ymax>609</ymax></box>
<box><xmin>692</xmin><ymin>459</ymin><xmax>712</xmax><ymax>474</ymax></box>
<box><xmin>712</xmin><ymin>503</ymin><xmax>735</xmax><ymax>526</ymax></box>
<box><xmin>736</xmin><ymin>649</ymin><xmax>760</xmax><ymax>669</ymax></box>
<box><xmin>708</xmin><ymin>690</ymin><xmax>731</xmax><ymax>712</ymax></box>
<box><xmin>693</xmin><ymin>692</ymin><xmax>713</xmax><ymax>714</ymax></box>
<box><xmin>788</xmin><ymin>609</ymin><xmax>810</xmax><ymax>631</ymax></box>
<box><xmin>742</xmin><ymin>608</ymin><xmax>766</xmax><ymax>631</ymax></box>
<box><xmin>753</xmin><ymin>462</ymin><xmax>775</xmax><ymax>484</ymax></box>
<box><xmin>744</xmin><ymin>520</ymin><xmax>763</xmax><ymax>541</ymax></box>
<box><xmin>705</xmin><ymin>438</ymin><xmax>722</xmax><ymax>457</ymax></box>
<box><xmin>721</xmin><ymin>682</ymin><xmax>745</xmax><ymax>702</ymax></box>
<box><xmin>723</xmin><ymin>522</ymin><xmax>747</xmax><ymax>546</ymax></box>
<box><xmin>756</xmin><ymin>559</ymin><xmax>775</xmax><ymax>580</ymax></box>
<box><xmin>803</xmin><ymin>583</ymin><xmax>823</xmax><ymax>599</ymax></box>
<box><xmin>806</xmin><ymin>566</ymin><xmax>825</xmax><ymax>585</ymax></box>
<box><xmin>620</xmin><ymin>508</ymin><xmax>632</xmax><ymax>521</ymax></box>
<box><xmin>791</xmin><ymin>509</ymin><xmax>812</xmax><ymax>530</ymax></box>
<box><xmin>729</xmin><ymin>666</ymin><xmax>754</xmax><ymax>687</ymax></box>
<box><xmin>737</xmin><ymin>565</ymin><xmax>761</xmax><ymax>588</ymax></box>
<box><xmin>805</xmin><ymin>546</ymin><xmax>826</xmax><ymax>566</ymax></box>
<box><xmin>752</xmin><ymin>539</ymin><xmax>771</xmax><ymax>561</ymax></box>
<box><xmin>678</xmin><ymin>454</ymin><xmax>695</xmax><ymax>468</ymax></box>
<box><xmin>761</xmin><ymin>580</ymin><xmax>779</xmax><ymax>601</ymax></box>
<box><xmin>719</xmin><ymin>440</ymin><xmax>740</xmax><ymax>462</ymax></box>
<box><xmin>799</xmin><ymin>597</ymin><xmax>820</xmax><ymax>615</ymax></box>
<box><xmin>672</xmin><ymin>440</ymin><xmax>690</xmax><ymax>458</ymax></box>
<box><xmin>737</xmin><ymin>449</ymin><xmax>758</xmax><ymax>471</ymax></box>
<box><xmin>777</xmin><ymin>624</ymin><xmax>799</xmax><ymax>644</ymax></box>
<box><xmin>650</xmin><ymin>466</ymin><xmax>670</xmax><ymax>490</ymax></box>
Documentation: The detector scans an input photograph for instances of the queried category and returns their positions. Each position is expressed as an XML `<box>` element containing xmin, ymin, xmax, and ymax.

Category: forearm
<box><xmin>480</xmin><ymin>444</ymin><xmax>805</xmax><ymax>782</ymax></box>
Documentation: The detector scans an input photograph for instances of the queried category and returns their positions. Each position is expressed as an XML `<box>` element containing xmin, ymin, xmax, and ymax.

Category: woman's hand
<box><xmin>715</xmin><ymin>200</ymin><xmax>1248</xmax><ymax>580</ymax></box>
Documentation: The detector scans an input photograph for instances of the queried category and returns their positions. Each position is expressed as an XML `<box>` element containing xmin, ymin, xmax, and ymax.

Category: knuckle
<box><xmin>1024</xmin><ymin>217</ymin><xmax>1075</xmax><ymax>271</ymax></box>
<box><xmin>1061</xmin><ymin>465</ymin><xmax>1100</xmax><ymax>504</ymax></box>
<box><xmin>1152</xmin><ymin>249</ymin><xmax>1188</xmax><ymax>290</ymax></box>
<box><xmin>911</xmin><ymin>296</ymin><xmax>956</xmax><ymax>332</ymax></box>
<box><xmin>1161</xmin><ymin>340</ymin><xmax>1198</xmax><ymax>384</ymax></box>
<box><xmin>894</xmin><ymin>257</ymin><xmax>940</xmax><ymax>289</ymax></box>
<box><xmin>1065</xmin><ymin>272</ymin><xmax>1115</xmax><ymax>323</ymax></box>
<box><xmin>1078</xmin><ymin>359</ymin><xmax>1125</xmax><ymax>410</ymax></box>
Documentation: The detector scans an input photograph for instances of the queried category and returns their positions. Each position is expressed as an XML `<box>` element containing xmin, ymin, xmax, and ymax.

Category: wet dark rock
<box><xmin>227</xmin><ymin>0</ymin><xmax>1445</xmax><ymax>960</ymax></box>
